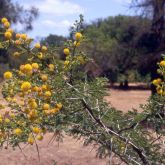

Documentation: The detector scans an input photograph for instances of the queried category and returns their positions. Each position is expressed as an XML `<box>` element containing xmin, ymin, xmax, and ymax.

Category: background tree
<box><xmin>131</xmin><ymin>0</ymin><xmax>165</xmax><ymax>93</ymax></box>
<box><xmin>41</xmin><ymin>34</ymin><xmax>66</xmax><ymax>47</ymax></box>
<box><xmin>0</xmin><ymin>0</ymin><xmax>38</xmax><ymax>31</ymax></box>
<box><xmin>82</xmin><ymin>15</ymin><xmax>151</xmax><ymax>85</ymax></box>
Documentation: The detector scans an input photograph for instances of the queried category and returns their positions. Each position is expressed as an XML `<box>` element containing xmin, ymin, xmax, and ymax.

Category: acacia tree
<box><xmin>0</xmin><ymin>16</ymin><xmax>165</xmax><ymax>165</ymax></box>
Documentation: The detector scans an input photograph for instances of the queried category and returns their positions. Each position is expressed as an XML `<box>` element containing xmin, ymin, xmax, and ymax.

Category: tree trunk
<box><xmin>152</xmin><ymin>0</ymin><xmax>165</xmax><ymax>41</ymax></box>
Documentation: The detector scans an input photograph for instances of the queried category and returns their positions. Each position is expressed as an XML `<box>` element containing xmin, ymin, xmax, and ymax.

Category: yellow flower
<box><xmin>13</xmin><ymin>128</ymin><xmax>23</xmax><ymax>136</ymax></box>
<box><xmin>36</xmin><ymin>134</ymin><xmax>43</xmax><ymax>141</ymax></box>
<box><xmin>64</xmin><ymin>60</ymin><xmax>70</xmax><ymax>66</ymax></box>
<box><xmin>21</xmin><ymin>81</ymin><xmax>31</xmax><ymax>91</ymax></box>
<box><xmin>75</xmin><ymin>32</ymin><xmax>82</xmax><ymax>40</ymax></box>
<box><xmin>152</xmin><ymin>78</ymin><xmax>161</xmax><ymax>86</ymax></box>
<box><xmin>160</xmin><ymin>60</ymin><xmax>165</xmax><ymax>67</ymax></box>
<box><xmin>32</xmin><ymin>63</ymin><xmax>39</xmax><ymax>70</ymax></box>
<box><xmin>28</xmin><ymin>110</ymin><xmax>38</xmax><ymax>120</ymax></box>
<box><xmin>16</xmin><ymin>33</ymin><xmax>21</xmax><ymax>38</ymax></box>
<box><xmin>157</xmin><ymin>89</ymin><xmax>163</xmax><ymax>95</ymax></box>
<box><xmin>32</xmin><ymin>127</ymin><xmax>41</xmax><ymax>134</ymax></box>
<box><xmin>43</xmin><ymin>103</ymin><xmax>50</xmax><ymax>110</ymax></box>
<box><xmin>37</xmin><ymin>52</ymin><xmax>43</xmax><ymax>59</ymax></box>
<box><xmin>5</xmin><ymin>118</ymin><xmax>10</xmax><ymax>123</ymax></box>
<box><xmin>32</xmin><ymin>86</ymin><xmax>39</xmax><ymax>92</ymax></box>
<box><xmin>28</xmin><ymin>135</ymin><xmax>34</xmax><ymax>145</ymax></box>
<box><xmin>29</xmin><ymin>101</ymin><xmax>38</xmax><ymax>109</ymax></box>
<box><xmin>20</xmin><ymin>65</ymin><xmax>25</xmax><ymax>72</ymax></box>
<box><xmin>63</xmin><ymin>48</ymin><xmax>70</xmax><ymax>55</ymax></box>
<box><xmin>41</xmin><ymin>84</ymin><xmax>47</xmax><ymax>91</ymax></box>
<box><xmin>1</xmin><ymin>17</ymin><xmax>8</xmax><ymax>24</ymax></box>
<box><xmin>56</xmin><ymin>103</ymin><xmax>62</xmax><ymax>110</ymax></box>
<box><xmin>74</xmin><ymin>41</ymin><xmax>80</xmax><ymax>47</ymax></box>
<box><xmin>23</xmin><ymin>64</ymin><xmax>33</xmax><ymax>75</ymax></box>
<box><xmin>4</xmin><ymin>31</ymin><xmax>12</xmax><ymax>40</ymax></box>
<box><xmin>50</xmin><ymin>108</ymin><xmax>59</xmax><ymax>114</ymax></box>
<box><xmin>15</xmin><ymin>40</ymin><xmax>21</xmax><ymax>45</ymax></box>
<box><xmin>41</xmin><ymin>46</ymin><xmax>48</xmax><ymax>52</ymax></box>
<box><xmin>41</xmin><ymin>74</ymin><xmax>48</xmax><ymax>82</ymax></box>
<box><xmin>13</xmin><ymin>52</ymin><xmax>20</xmax><ymax>57</ymax></box>
<box><xmin>20</xmin><ymin>34</ymin><xmax>27</xmax><ymax>40</ymax></box>
<box><xmin>4</xmin><ymin>71</ymin><xmax>12</xmax><ymax>79</ymax></box>
<box><xmin>35</xmin><ymin>43</ymin><xmax>41</xmax><ymax>49</ymax></box>
<box><xmin>44</xmin><ymin>91</ymin><xmax>52</xmax><ymax>98</ymax></box>
<box><xmin>48</xmin><ymin>64</ymin><xmax>55</xmax><ymax>71</ymax></box>
<box><xmin>4</xmin><ymin>21</ymin><xmax>10</xmax><ymax>28</ymax></box>
<box><xmin>9</xmin><ymin>113</ymin><xmax>15</xmax><ymax>118</ymax></box>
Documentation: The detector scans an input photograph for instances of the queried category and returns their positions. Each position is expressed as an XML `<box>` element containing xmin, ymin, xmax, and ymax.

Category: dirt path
<box><xmin>0</xmin><ymin>89</ymin><xmax>151</xmax><ymax>165</ymax></box>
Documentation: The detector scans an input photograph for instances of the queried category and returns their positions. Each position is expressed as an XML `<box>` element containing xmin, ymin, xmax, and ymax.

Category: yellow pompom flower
<box><xmin>152</xmin><ymin>78</ymin><xmax>161</xmax><ymax>86</ymax></box>
<box><xmin>64</xmin><ymin>60</ymin><xmax>70</xmax><ymax>66</ymax></box>
<box><xmin>4</xmin><ymin>71</ymin><xmax>12</xmax><ymax>79</ymax></box>
<box><xmin>28</xmin><ymin>135</ymin><xmax>34</xmax><ymax>145</ymax></box>
<box><xmin>1</xmin><ymin>17</ymin><xmax>8</xmax><ymax>24</ymax></box>
<box><xmin>15</xmin><ymin>40</ymin><xmax>21</xmax><ymax>45</ymax></box>
<box><xmin>41</xmin><ymin>74</ymin><xmax>48</xmax><ymax>82</ymax></box>
<box><xmin>41</xmin><ymin>84</ymin><xmax>47</xmax><ymax>91</ymax></box>
<box><xmin>29</xmin><ymin>101</ymin><xmax>38</xmax><ymax>109</ymax></box>
<box><xmin>19</xmin><ymin>65</ymin><xmax>25</xmax><ymax>72</ymax></box>
<box><xmin>157</xmin><ymin>88</ymin><xmax>163</xmax><ymax>95</ymax></box>
<box><xmin>35</xmin><ymin>43</ymin><xmax>41</xmax><ymax>49</ymax></box>
<box><xmin>20</xmin><ymin>34</ymin><xmax>27</xmax><ymax>40</ymax></box>
<box><xmin>5</xmin><ymin>118</ymin><xmax>10</xmax><ymax>123</ymax></box>
<box><xmin>28</xmin><ymin>110</ymin><xmax>38</xmax><ymax>120</ymax></box>
<box><xmin>50</xmin><ymin>108</ymin><xmax>59</xmax><ymax>114</ymax></box>
<box><xmin>21</xmin><ymin>81</ymin><xmax>31</xmax><ymax>91</ymax></box>
<box><xmin>32</xmin><ymin>86</ymin><xmax>39</xmax><ymax>92</ymax></box>
<box><xmin>48</xmin><ymin>64</ymin><xmax>55</xmax><ymax>71</ymax></box>
<box><xmin>41</xmin><ymin>46</ymin><xmax>47</xmax><ymax>52</ymax></box>
<box><xmin>56</xmin><ymin>103</ymin><xmax>62</xmax><ymax>110</ymax></box>
<box><xmin>37</xmin><ymin>52</ymin><xmax>43</xmax><ymax>59</ymax></box>
<box><xmin>16</xmin><ymin>33</ymin><xmax>21</xmax><ymax>38</ymax></box>
<box><xmin>32</xmin><ymin>63</ymin><xmax>39</xmax><ymax>70</ymax></box>
<box><xmin>9</xmin><ymin>113</ymin><xmax>15</xmax><ymax>119</ymax></box>
<box><xmin>13</xmin><ymin>128</ymin><xmax>23</xmax><ymax>136</ymax></box>
<box><xmin>36</xmin><ymin>134</ymin><xmax>43</xmax><ymax>141</ymax></box>
<box><xmin>74</xmin><ymin>41</ymin><xmax>80</xmax><ymax>47</ymax></box>
<box><xmin>32</xmin><ymin>127</ymin><xmax>41</xmax><ymax>134</ymax></box>
<box><xmin>24</xmin><ymin>64</ymin><xmax>33</xmax><ymax>73</ymax></box>
<box><xmin>44</xmin><ymin>91</ymin><xmax>52</xmax><ymax>98</ymax></box>
<box><xmin>4</xmin><ymin>31</ymin><xmax>12</xmax><ymax>40</ymax></box>
<box><xmin>160</xmin><ymin>60</ymin><xmax>165</xmax><ymax>67</ymax></box>
<box><xmin>4</xmin><ymin>21</ymin><xmax>10</xmax><ymax>28</ymax></box>
<box><xmin>63</xmin><ymin>48</ymin><xmax>70</xmax><ymax>55</ymax></box>
<box><xmin>75</xmin><ymin>32</ymin><xmax>82</xmax><ymax>40</ymax></box>
<box><xmin>43</xmin><ymin>103</ymin><xmax>50</xmax><ymax>110</ymax></box>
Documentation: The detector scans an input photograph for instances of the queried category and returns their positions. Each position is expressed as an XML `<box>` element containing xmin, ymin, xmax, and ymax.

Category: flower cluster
<box><xmin>152</xmin><ymin>56</ymin><xmax>165</xmax><ymax>95</ymax></box>
<box><xmin>0</xmin><ymin>17</ymin><xmax>86</xmax><ymax>147</ymax></box>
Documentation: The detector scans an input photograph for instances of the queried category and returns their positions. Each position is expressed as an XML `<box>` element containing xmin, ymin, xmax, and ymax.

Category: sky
<box><xmin>13</xmin><ymin>0</ymin><xmax>133</xmax><ymax>38</ymax></box>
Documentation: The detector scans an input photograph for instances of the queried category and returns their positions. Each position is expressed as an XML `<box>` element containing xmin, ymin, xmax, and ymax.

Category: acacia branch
<box><xmin>66</xmin><ymin>82</ymin><xmax>150</xmax><ymax>165</ymax></box>
<box><xmin>81</xmin><ymin>98</ymin><xmax>150</xmax><ymax>165</ymax></box>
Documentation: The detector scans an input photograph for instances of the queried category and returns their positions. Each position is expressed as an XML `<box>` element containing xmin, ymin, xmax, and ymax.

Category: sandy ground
<box><xmin>105</xmin><ymin>89</ymin><xmax>151</xmax><ymax>113</ymax></box>
<box><xmin>0</xmin><ymin>88</ymin><xmax>151</xmax><ymax>165</ymax></box>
